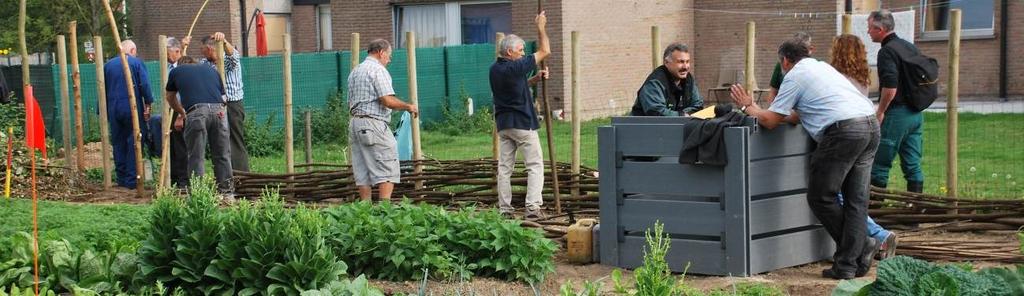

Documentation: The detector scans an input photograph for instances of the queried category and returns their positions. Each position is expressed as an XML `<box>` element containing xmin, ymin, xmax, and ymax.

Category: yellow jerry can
<box><xmin>566</xmin><ymin>218</ymin><xmax>597</xmax><ymax>264</ymax></box>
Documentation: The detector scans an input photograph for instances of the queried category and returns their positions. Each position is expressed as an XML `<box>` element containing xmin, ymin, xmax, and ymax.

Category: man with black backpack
<box><xmin>869</xmin><ymin>9</ymin><xmax>937</xmax><ymax>193</ymax></box>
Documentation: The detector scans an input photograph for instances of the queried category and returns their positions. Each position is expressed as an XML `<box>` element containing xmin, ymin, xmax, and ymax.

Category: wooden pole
<box><xmin>571</xmin><ymin>31</ymin><xmax>580</xmax><ymax>200</ymax></box>
<box><xmin>651</xmin><ymin>26</ymin><xmax>660</xmax><ymax>69</ymax></box>
<box><xmin>407</xmin><ymin>32</ymin><xmax>424</xmax><ymax>190</ymax></box>
<box><xmin>216</xmin><ymin>40</ymin><xmax>226</xmax><ymax>88</ymax></box>
<box><xmin>284</xmin><ymin>34</ymin><xmax>294</xmax><ymax>174</ymax></box>
<box><xmin>94</xmin><ymin>36</ymin><xmax>112</xmax><ymax>188</ymax></box>
<box><xmin>304</xmin><ymin>110</ymin><xmax>312</xmax><ymax>172</ymax></box>
<box><xmin>947</xmin><ymin>9</ymin><xmax>961</xmax><ymax>206</ymax></box>
<box><xmin>744</xmin><ymin>22</ymin><xmax>756</xmax><ymax>98</ymax></box>
<box><xmin>57</xmin><ymin>36</ymin><xmax>74</xmax><ymax>171</ymax></box>
<box><xmin>181</xmin><ymin>0</ymin><xmax>211</xmax><ymax>56</ymax></box>
<box><xmin>537</xmin><ymin>0</ymin><xmax>562</xmax><ymax>214</ymax></box>
<box><xmin>493</xmin><ymin>32</ymin><xmax>504</xmax><ymax>196</ymax></box>
<box><xmin>157</xmin><ymin>35</ymin><xmax>171</xmax><ymax>189</ymax></box>
<box><xmin>102</xmin><ymin>0</ymin><xmax>146</xmax><ymax>197</ymax></box>
<box><xmin>19</xmin><ymin>0</ymin><xmax>28</xmax><ymax>85</ymax></box>
<box><xmin>347</xmin><ymin>33</ymin><xmax>359</xmax><ymax>166</ymax></box>
<box><xmin>842</xmin><ymin>13</ymin><xmax>853</xmax><ymax>35</ymax></box>
<box><xmin>70</xmin><ymin>22</ymin><xmax>85</xmax><ymax>172</ymax></box>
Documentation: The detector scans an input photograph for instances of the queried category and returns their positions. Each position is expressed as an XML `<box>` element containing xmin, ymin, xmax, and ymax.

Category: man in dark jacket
<box><xmin>630</xmin><ymin>43</ymin><xmax>703</xmax><ymax>116</ymax></box>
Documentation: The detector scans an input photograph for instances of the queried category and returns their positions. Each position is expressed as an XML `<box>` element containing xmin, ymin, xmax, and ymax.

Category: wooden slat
<box><xmin>748</xmin><ymin>124</ymin><xmax>814</xmax><ymax>160</ymax></box>
<box><xmin>617</xmin><ymin>236</ymin><xmax>726</xmax><ymax>275</ymax></box>
<box><xmin>748</xmin><ymin>228</ymin><xmax>835</xmax><ymax>274</ymax></box>
<box><xmin>749</xmin><ymin>155</ymin><xmax>809</xmax><ymax>196</ymax></box>
<box><xmin>620</xmin><ymin>199</ymin><xmax>723</xmax><ymax>236</ymax></box>
<box><xmin>598</xmin><ymin>126</ymin><xmax>621</xmax><ymax>266</ymax></box>
<box><xmin>749</xmin><ymin>193</ymin><xmax>819</xmax><ymax>235</ymax></box>
<box><xmin>619</xmin><ymin>162</ymin><xmax>723</xmax><ymax>197</ymax></box>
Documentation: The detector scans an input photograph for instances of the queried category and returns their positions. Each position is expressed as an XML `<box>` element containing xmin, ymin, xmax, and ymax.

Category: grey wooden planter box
<box><xmin>598</xmin><ymin>116</ymin><xmax>835</xmax><ymax>276</ymax></box>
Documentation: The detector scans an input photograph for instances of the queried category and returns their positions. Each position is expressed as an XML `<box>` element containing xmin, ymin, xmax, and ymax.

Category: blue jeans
<box><xmin>838</xmin><ymin>193</ymin><xmax>890</xmax><ymax>243</ymax></box>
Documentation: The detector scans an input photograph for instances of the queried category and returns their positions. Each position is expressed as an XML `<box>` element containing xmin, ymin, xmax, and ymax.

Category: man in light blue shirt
<box><xmin>730</xmin><ymin>38</ymin><xmax>880</xmax><ymax>280</ymax></box>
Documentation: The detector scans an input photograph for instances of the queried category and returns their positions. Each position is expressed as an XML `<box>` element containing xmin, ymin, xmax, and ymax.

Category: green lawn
<box><xmin>0</xmin><ymin>198</ymin><xmax>150</xmax><ymax>252</ymax></box>
<box><xmin>249</xmin><ymin>113</ymin><xmax>1021</xmax><ymax>199</ymax></box>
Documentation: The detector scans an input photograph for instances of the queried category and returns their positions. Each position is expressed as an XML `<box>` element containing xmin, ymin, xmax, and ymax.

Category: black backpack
<box><xmin>887</xmin><ymin>41</ymin><xmax>939</xmax><ymax>112</ymax></box>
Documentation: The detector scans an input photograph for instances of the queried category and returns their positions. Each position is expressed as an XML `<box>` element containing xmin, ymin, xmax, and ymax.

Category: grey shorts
<box><xmin>349</xmin><ymin>117</ymin><xmax>400</xmax><ymax>186</ymax></box>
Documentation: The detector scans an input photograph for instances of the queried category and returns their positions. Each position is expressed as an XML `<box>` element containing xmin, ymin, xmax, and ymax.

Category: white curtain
<box><xmin>399</xmin><ymin>4</ymin><xmax>447</xmax><ymax>48</ymax></box>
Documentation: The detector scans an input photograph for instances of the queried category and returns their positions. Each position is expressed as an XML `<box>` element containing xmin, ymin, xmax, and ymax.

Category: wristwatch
<box><xmin>740</xmin><ymin>104</ymin><xmax>749</xmax><ymax>112</ymax></box>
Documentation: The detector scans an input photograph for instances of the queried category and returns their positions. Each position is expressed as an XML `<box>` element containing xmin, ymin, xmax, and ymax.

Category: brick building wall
<box><xmin>560</xmin><ymin>0</ymin><xmax>695</xmax><ymax>120</ymax></box>
<box><xmin>129</xmin><ymin>0</ymin><xmax>257</xmax><ymax>60</ymax></box>
<box><xmin>291</xmin><ymin>5</ymin><xmax>319</xmax><ymax>52</ymax></box>
<box><xmin>1010</xmin><ymin>1</ymin><xmax>1023</xmax><ymax>95</ymax></box>
<box><xmin>693</xmin><ymin>0</ymin><xmax>840</xmax><ymax>106</ymax></box>
<box><xmin>331</xmin><ymin>0</ymin><xmax>394</xmax><ymax>52</ymax></box>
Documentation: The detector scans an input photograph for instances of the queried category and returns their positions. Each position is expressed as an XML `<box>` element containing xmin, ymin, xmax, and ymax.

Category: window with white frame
<box><xmin>317</xmin><ymin>4</ymin><xmax>332</xmax><ymax>50</ymax></box>
<box><xmin>921</xmin><ymin>0</ymin><xmax>994</xmax><ymax>38</ymax></box>
<box><xmin>395</xmin><ymin>1</ymin><xmax>511</xmax><ymax>48</ymax></box>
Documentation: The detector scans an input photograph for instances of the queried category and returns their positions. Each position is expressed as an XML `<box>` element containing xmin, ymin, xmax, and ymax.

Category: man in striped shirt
<box><xmin>186</xmin><ymin>32</ymin><xmax>250</xmax><ymax>172</ymax></box>
<box><xmin>348</xmin><ymin>39</ymin><xmax>418</xmax><ymax>202</ymax></box>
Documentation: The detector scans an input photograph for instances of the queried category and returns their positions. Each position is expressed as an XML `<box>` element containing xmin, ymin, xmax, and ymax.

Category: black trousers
<box><xmin>807</xmin><ymin>116</ymin><xmax>880</xmax><ymax>273</ymax></box>
<box><xmin>170</xmin><ymin>112</ymin><xmax>189</xmax><ymax>188</ymax></box>
<box><xmin>226</xmin><ymin>100</ymin><xmax>250</xmax><ymax>172</ymax></box>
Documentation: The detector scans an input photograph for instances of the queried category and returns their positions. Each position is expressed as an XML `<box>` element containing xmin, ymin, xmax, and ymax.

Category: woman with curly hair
<box><xmin>830</xmin><ymin>34</ymin><xmax>872</xmax><ymax>96</ymax></box>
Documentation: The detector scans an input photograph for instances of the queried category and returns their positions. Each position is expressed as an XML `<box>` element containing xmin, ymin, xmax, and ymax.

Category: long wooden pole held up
<box><xmin>102</xmin><ymin>0</ymin><xmax>146</xmax><ymax>197</ymax></box>
<box><xmin>57</xmin><ymin>36</ymin><xmax>73</xmax><ymax>171</ymax></box>
<box><xmin>181</xmin><ymin>0</ymin><xmax>212</xmax><ymax>56</ymax></box>
<box><xmin>947</xmin><ymin>9</ymin><xmax>961</xmax><ymax>205</ymax></box>
<box><xmin>651</xmin><ymin>26</ymin><xmax>660</xmax><ymax>69</ymax></box>
<box><xmin>744</xmin><ymin>22</ymin><xmax>756</xmax><ymax>98</ymax></box>
<box><xmin>537</xmin><ymin>0</ymin><xmax>561</xmax><ymax>214</ymax></box>
<box><xmin>158</xmin><ymin>35</ymin><xmax>172</xmax><ymax>189</ymax></box>
<box><xmin>284</xmin><ymin>34</ymin><xmax>294</xmax><ymax>174</ymax></box>
<box><xmin>407</xmin><ymin>32</ymin><xmax>424</xmax><ymax>190</ymax></box>
<box><xmin>570</xmin><ymin>31</ymin><xmax>580</xmax><ymax>200</ymax></box>
<box><xmin>70</xmin><ymin>21</ymin><xmax>85</xmax><ymax>172</ymax></box>
<box><xmin>94</xmin><ymin>36</ymin><xmax>112</xmax><ymax>188</ymax></box>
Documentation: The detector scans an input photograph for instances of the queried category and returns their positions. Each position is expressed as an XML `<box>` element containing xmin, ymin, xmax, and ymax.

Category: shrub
<box><xmin>308</xmin><ymin>90</ymin><xmax>349</xmax><ymax>145</ymax></box>
<box><xmin>425</xmin><ymin>90</ymin><xmax>494</xmax><ymax>136</ymax></box>
<box><xmin>322</xmin><ymin>202</ymin><xmax>557</xmax><ymax>283</ymax></box>
<box><xmin>244</xmin><ymin>113</ymin><xmax>284</xmax><ymax>158</ymax></box>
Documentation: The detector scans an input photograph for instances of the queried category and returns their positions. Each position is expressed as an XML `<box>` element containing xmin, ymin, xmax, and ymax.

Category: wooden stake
<box><xmin>284</xmin><ymin>34</ymin><xmax>294</xmax><ymax>174</ymax></box>
<box><xmin>407</xmin><ymin>32</ymin><xmax>424</xmax><ymax>190</ymax></box>
<box><xmin>94</xmin><ymin>36</ymin><xmax>112</xmax><ymax>188</ymax></box>
<box><xmin>347</xmin><ymin>33</ymin><xmax>359</xmax><ymax>166</ymax></box>
<box><xmin>651</xmin><ymin>26</ymin><xmax>660</xmax><ymax>69</ymax></box>
<box><xmin>493</xmin><ymin>32</ymin><xmax>504</xmax><ymax>196</ymax></box>
<box><xmin>18</xmin><ymin>0</ymin><xmax>28</xmax><ymax>85</ymax></box>
<box><xmin>70</xmin><ymin>21</ymin><xmax>85</xmax><ymax>172</ymax></box>
<box><xmin>57</xmin><ymin>35</ymin><xmax>74</xmax><ymax>171</ymax></box>
<box><xmin>216</xmin><ymin>40</ymin><xmax>226</xmax><ymax>89</ymax></box>
<box><xmin>744</xmin><ymin>22</ymin><xmax>756</xmax><ymax>98</ymax></box>
<box><xmin>157</xmin><ymin>35</ymin><xmax>171</xmax><ymax>189</ymax></box>
<box><xmin>537</xmin><ymin>0</ymin><xmax>562</xmax><ymax>214</ymax></box>
<box><xmin>842</xmin><ymin>13</ymin><xmax>853</xmax><ymax>35</ymax></box>
<box><xmin>102</xmin><ymin>0</ymin><xmax>146</xmax><ymax>197</ymax></box>
<box><xmin>947</xmin><ymin>9</ymin><xmax>961</xmax><ymax>207</ymax></box>
<box><xmin>571</xmin><ymin>31</ymin><xmax>580</xmax><ymax>200</ymax></box>
<box><xmin>304</xmin><ymin>110</ymin><xmax>312</xmax><ymax>172</ymax></box>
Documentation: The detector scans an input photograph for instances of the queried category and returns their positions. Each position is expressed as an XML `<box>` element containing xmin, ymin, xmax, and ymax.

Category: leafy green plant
<box><xmin>847</xmin><ymin>256</ymin><xmax>1021</xmax><ymax>296</ymax></box>
<box><xmin>0</xmin><ymin>285</ymin><xmax>56</xmax><ymax>296</ymax></box>
<box><xmin>308</xmin><ymin>90</ymin><xmax>349</xmax><ymax>145</ymax></box>
<box><xmin>245</xmin><ymin>113</ymin><xmax>284</xmax><ymax>157</ymax></box>
<box><xmin>0</xmin><ymin>232</ymin><xmax>34</xmax><ymax>289</ymax></box>
<box><xmin>611</xmin><ymin>221</ymin><xmax>688</xmax><ymax>296</ymax></box>
<box><xmin>559</xmin><ymin>279</ymin><xmax>603</xmax><ymax>296</ymax></box>
<box><xmin>323</xmin><ymin>202</ymin><xmax>556</xmax><ymax>283</ymax></box>
<box><xmin>426</xmin><ymin>88</ymin><xmax>494</xmax><ymax>136</ymax></box>
<box><xmin>137</xmin><ymin>191</ymin><xmax>184</xmax><ymax>289</ymax></box>
<box><xmin>168</xmin><ymin>177</ymin><xmax>225</xmax><ymax>294</ymax></box>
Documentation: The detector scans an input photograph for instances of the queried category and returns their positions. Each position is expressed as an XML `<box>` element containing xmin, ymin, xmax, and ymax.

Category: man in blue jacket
<box><xmin>104</xmin><ymin>40</ymin><xmax>154</xmax><ymax>189</ymax></box>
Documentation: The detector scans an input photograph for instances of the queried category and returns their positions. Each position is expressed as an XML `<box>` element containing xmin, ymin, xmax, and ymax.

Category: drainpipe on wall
<box><xmin>845</xmin><ymin>0</ymin><xmax>852</xmax><ymax>14</ymax></box>
<box><xmin>999</xmin><ymin>0</ymin><xmax>1008</xmax><ymax>100</ymax></box>
<box><xmin>240</xmin><ymin>0</ymin><xmax>249</xmax><ymax>57</ymax></box>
